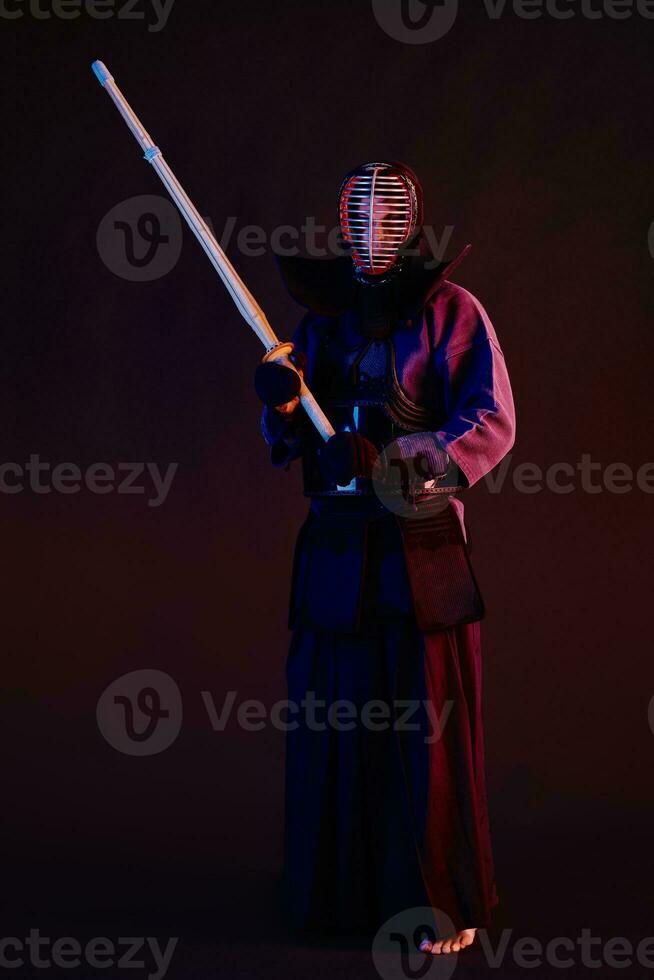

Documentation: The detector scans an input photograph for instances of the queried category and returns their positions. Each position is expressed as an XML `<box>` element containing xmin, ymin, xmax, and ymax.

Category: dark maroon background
<box><xmin>2</xmin><ymin>2</ymin><xmax>653</xmax><ymax>977</ymax></box>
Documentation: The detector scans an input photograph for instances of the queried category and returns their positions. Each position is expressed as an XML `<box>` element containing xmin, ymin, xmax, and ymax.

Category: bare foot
<box><xmin>420</xmin><ymin>928</ymin><xmax>476</xmax><ymax>954</ymax></box>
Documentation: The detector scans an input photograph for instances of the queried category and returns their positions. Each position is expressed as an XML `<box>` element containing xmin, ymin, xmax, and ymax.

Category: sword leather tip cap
<box><xmin>91</xmin><ymin>60</ymin><xmax>113</xmax><ymax>86</ymax></box>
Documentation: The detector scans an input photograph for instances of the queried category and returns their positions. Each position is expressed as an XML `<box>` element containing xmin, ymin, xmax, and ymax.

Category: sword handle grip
<box><xmin>263</xmin><ymin>343</ymin><xmax>335</xmax><ymax>442</ymax></box>
<box><xmin>298</xmin><ymin>384</ymin><xmax>336</xmax><ymax>443</ymax></box>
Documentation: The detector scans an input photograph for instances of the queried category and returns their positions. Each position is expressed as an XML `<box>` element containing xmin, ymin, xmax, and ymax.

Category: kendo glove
<box><xmin>254</xmin><ymin>352</ymin><xmax>306</xmax><ymax>413</ymax></box>
<box><xmin>392</xmin><ymin>433</ymin><xmax>449</xmax><ymax>480</ymax></box>
<box><xmin>318</xmin><ymin>432</ymin><xmax>379</xmax><ymax>486</ymax></box>
<box><xmin>257</xmin><ymin>353</ymin><xmax>308</xmax><ymax>467</ymax></box>
<box><xmin>388</xmin><ymin>432</ymin><xmax>466</xmax><ymax>490</ymax></box>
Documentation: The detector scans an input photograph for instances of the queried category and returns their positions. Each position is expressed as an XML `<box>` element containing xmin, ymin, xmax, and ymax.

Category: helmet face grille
<box><xmin>339</xmin><ymin>166</ymin><xmax>417</xmax><ymax>276</ymax></box>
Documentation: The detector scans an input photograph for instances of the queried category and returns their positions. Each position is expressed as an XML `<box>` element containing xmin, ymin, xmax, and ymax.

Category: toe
<box><xmin>430</xmin><ymin>942</ymin><xmax>443</xmax><ymax>955</ymax></box>
<box><xmin>419</xmin><ymin>940</ymin><xmax>433</xmax><ymax>953</ymax></box>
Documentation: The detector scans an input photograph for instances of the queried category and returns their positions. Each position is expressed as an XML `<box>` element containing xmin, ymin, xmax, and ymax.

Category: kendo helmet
<box><xmin>338</xmin><ymin>161</ymin><xmax>423</xmax><ymax>279</ymax></box>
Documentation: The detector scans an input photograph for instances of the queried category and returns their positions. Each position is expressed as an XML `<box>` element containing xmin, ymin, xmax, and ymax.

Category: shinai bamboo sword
<box><xmin>91</xmin><ymin>59</ymin><xmax>335</xmax><ymax>441</ymax></box>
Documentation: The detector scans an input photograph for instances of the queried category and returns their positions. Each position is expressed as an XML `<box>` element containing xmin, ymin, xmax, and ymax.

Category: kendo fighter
<box><xmin>254</xmin><ymin>161</ymin><xmax>516</xmax><ymax>954</ymax></box>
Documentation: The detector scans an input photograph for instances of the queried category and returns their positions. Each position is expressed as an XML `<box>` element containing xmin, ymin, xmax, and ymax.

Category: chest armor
<box><xmin>302</xmin><ymin>327</ymin><xmax>439</xmax><ymax>497</ymax></box>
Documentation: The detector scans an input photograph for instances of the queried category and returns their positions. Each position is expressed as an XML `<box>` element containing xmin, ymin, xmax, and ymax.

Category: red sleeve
<box><xmin>431</xmin><ymin>284</ymin><xmax>516</xmax><ymax>488</ymax></box>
